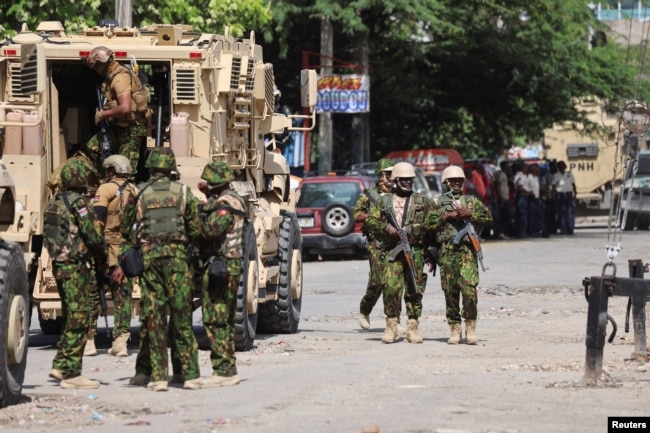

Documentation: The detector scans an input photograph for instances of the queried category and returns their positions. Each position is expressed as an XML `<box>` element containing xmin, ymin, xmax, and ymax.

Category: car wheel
<box><xmin>321</xmin><ymin>203</ymin><xmax>354</xmax><ymax>237</ymax></box>
<box><xmin>621</xmin><ymin>211</ymin><xmax>635</xmax><ymax>231</ymax></box>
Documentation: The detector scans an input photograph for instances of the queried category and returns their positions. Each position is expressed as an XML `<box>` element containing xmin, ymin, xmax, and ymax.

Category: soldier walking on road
<box><xmin>426</xmin><ymin>165</ymin><xmax>492</xmax><ymax>345</ymax></box>
<box><xmin>353</xmin><ymin>158</ymin><xmax>395</xmax><ymax>330</ymax></box>
<box><xmin>92</xmin><ymin>155</ymin><xmax>137</xmax><ymax>357</ymax></box>
<box><xmin>194</xmin><ymin>161</ymin><xmax>248</xmax><ymax>388</ymax></box>
<box><xmin>365</xmin><ymin>162</ymin><xmax>437</xmax><ymax>344</ymax></box>
<box><xmin>44</xmin><ymin>161</ymin><xmax>105</xmax><ymax>389</ymax></box>
<box><xmin>120</xmin><ymin>147</ymin><xmax>202</xmax><ymax>391</ymax></box>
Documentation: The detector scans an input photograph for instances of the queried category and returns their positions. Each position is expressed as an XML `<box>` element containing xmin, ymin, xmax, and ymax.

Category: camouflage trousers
<box><xmin>112</xmin><ymin>120</ymin><xmax>147</xmax><ymax>181</ymax></box>
<box><xmin>359</xmin><ymin>242</ymin><xmax>382</xmax><ymax>316</ymax></box>
<box><xmin>135</xmin><ymin>255</ymin><xmax>199</xmax><ymax>382</ymax></box>
<box><xmin>201</xmin><ymin>258</ymin><xmax>242</xmax><ymax>377</ymax></box>
<box><xmin>439</xmin><ymin>244</ymin><xmax>479</xmax><ymax>323</ymax></box>
<box><xmin>108</xmin><ymin>267</ymin><xmax>133</xmax><ymax>339</ymax></box>
<box><xmin>380</xmin><ymin>248</ymin><xmax>426</xmax><ymax>319</ymax></box>
<box><xmin>51</xmin><ymin>261</ymin><xmax>95</xmax><ymax>378</ymax></box>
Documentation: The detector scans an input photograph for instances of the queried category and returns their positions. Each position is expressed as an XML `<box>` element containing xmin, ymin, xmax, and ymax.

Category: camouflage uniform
<box><xmin>47</xmin><ymin>140</ymin><xmax>102</xmax><ymax>194</ymax></box>
<box><xmin>84</xmin><ymin>47</ymin><xmax>150</xmax><ymax>181</ymax></box>
<box><xmin>120</xmin><ymin>148</ymin><xmax>200</xmax><ymax>386</ymax></box>
<box><xmin>44</xmin><ymin>161</ymin><xmax>105</xmax><ymax>381</ymax></box>
<box><xmin>100</xmin><ymin>60</ymin><xmax>149</xmax><ymax>180</ymax></box>
<box><xmin>195</xmin><ymin>161</ymin><xmax>247</xmax><ymax>381</ymax></box>
<box><xmin>92</xmin><ymin>155</ymin><xmax>137</xmax><ymax>350</ymax></box>
<box><xmin>353</xmin><ymin>158</ymin><xmax>395</xmax><ymax>324</ymax></box>
<box><xmin>426</xmin><ymin>192</ymin><xmax>492</xmax><ymax>330</ymax></box>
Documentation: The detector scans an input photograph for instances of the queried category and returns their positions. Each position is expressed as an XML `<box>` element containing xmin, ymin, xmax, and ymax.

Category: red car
<box><xmin>296</xmin><ymin>174</ymin><xmax>374</xmax><ymax>260</ymax></box>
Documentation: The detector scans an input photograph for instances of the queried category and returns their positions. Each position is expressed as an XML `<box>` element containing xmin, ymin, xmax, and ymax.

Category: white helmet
<box><xmin>390</xmin><ymin>162</ymin><xmax>416</xmax><ymax>180</ymax></box>
<box><xmin>441</xmin><ymin>165</ymin><xmax>465</xmax><ymax>183</ymax></box>
<box><xmin>103</xmin><ymin>154</ymin><xmax>132</xmax><ymax>175</ymax></box>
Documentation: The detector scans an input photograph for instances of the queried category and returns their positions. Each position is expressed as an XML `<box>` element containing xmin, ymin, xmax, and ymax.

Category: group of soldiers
<box><xmin>354</xmin><ymin>159</ymin><xmax>493</xmax><ymax>345</ymax></box>
<box><xmin>43</xmin><ymin>46</ymin><xmax>246</xmax><ymax>391</ymax></box>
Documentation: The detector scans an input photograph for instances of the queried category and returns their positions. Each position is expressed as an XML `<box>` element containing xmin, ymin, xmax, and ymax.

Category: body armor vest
<box><xmin>378</xmin><ymin>193</ymin><xmax>426</xmax><ymax>247</ymax></box>
<box><xmin>44</xmin><ymin>192</ymin><xmax>89</xmax><ymax>262</ymax></box>
<box><xmin>435</xmin><ymin>194</ymin><xmax>475</xmax><ymax>245</ymax></box>
<box><xmin>138</xmin><ymin>180</ymin><xmax>187</xmax><ymax>246</ymax></box>
<box><xmin>102</xmin><ymin>63</ymin><xmax>150</xmax><ymax>121</ymax></box>
<box><xmin>200</xmin><ymin>191</ymin><xmax>246</xmax><ymax>260</ymax></box>
<box><xmin>106</xmin><ymin>179</ymin><xmax>134</xmax><ymax>238</ymax></box>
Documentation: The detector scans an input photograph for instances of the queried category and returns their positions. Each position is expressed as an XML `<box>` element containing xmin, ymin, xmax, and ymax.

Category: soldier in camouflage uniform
<box><xmin>365</xmin><ymin>162</ymin><xmax>437</xmax><ymax>344</ymax></box>
<box><xmin>44</xmin><ymin>161</ymin><xmax>106</xmax><ymax>389</ymax></box>
<box><xmin>92</xmin><ymin>155</ymin><xmax>136</xmax><ymax>357</ymax></box>
<box><xmin>47</xmin><ymin>139</ymin><xmax>102</xmax><ymax>194</ymax></box>
<box><xmin>353</xmin><ymin>158</ymin><xmax>395</xmax><ymax>330</ymax></box>
<box><xmin>120</xmin><ymin>147</ymin><xmax>202</xmax><ymax>391</ymax></box>
<box><xmin>83</xmin><ymin>46</ymin><xmax>150</xmax><ymax>181</ymax></box>
<box><xmin>425</xmin><ymin>165</ymin><xmax>492</xmax><ymax>345</ymax></box>
<box><xmin>194</xmin><ymin>160</ymin><xmax>247</xmax><ymax>388</ymax></box>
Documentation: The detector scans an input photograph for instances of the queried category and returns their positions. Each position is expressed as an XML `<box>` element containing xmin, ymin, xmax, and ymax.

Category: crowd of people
<box><xmin>463</xmin><ymin>159</ymin><xmax>577</xmax><ymax>240</ymax></box>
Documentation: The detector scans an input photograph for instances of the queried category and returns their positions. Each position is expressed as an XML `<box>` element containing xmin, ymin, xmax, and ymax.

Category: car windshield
<box><xmin>297</xmin><ymin>181</ymin><xmax>361</xmax><ymax>208</ymax></box>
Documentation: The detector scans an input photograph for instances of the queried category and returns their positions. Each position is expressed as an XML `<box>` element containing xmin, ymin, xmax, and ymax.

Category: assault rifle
<box><xmin>96</xmin><ymin>87</ymin><xmax>112</xmax><ymax>162</ymax></box>
<box><xmin>382</xmin><ymin>205</ymin><xmax>419</xmax><ymax>296</ymax></box>
<box><xmin>444</xmin><ymin>191</ymin><xmax>487</xmax><ymax>272</ymax></box>
<box><xmin>94</xmin><ymin>262</ymin><xmax>110</xmax><ymax>338</ymax></box>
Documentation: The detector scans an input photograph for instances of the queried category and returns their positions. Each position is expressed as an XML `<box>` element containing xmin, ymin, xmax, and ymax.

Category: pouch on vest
<box><xmin>119</xmin><ymin>246</ymin><xmax>144</xmax><ymax>277</ymax></box>
<box><xmin>208</xmin><ymin>257</ymin><xmax>229</xmax><ymax>285</ymax></box>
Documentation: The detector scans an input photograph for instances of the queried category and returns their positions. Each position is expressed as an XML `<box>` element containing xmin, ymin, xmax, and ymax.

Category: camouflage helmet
<box><xmin>103</xmin><ymin>154</ymin><xmax>132</xmax><ymax>175</ymax></box>
<box><xmin>375</xmin><ymin>158</ymin><xmax>396</xmax><ymax>176</ymax></box>
<box><xmin>61</xmin><ymin>160</ymin><xmax>100</xmax><ymax>190</ymax></box>
<box><xmin>81</xmin><ymin>138</ymin><xmax>101</xmax><ymax>161</ymax></box>
<box><xmin>83</xmin><ymin>46</ymin><xmax>114</xmax><ymax>68</ymax></box>
<box><xmin>145</xmin><ymin>147</ymin><xmax>177</xmax><ymax>171</ymax></box>
<box><xmin>201</xmin><ymin>160</ymin><xmax>234</xmax><ymax>186</ymax></box>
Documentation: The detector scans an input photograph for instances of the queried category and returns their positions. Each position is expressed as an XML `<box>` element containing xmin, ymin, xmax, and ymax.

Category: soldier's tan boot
<box><xmin>84</xmin><ymin>338</ymin><xmax>97</xmax><ymax>356</ymax></box>
<box><xmin>405</xmin><ymin>319</ymin><xmax>424</xmax><ymax>343</ymax></box>
<box><xmin>107</xmin><ymin>333</ymin><xmax>130</xmax><ymax>357</ymax></box>
<box><xmin>60</xmin><ymin>375</ymin><xmax>100</xmax><ymax>389</ymax></box>
<box><xmin>466</xmin><ymin>320</ymin><xmax>478</xmax><ymax>345</ymax></box>
<box><xmin>147</xmin><ymin>381</ymin><xmax>168</xmax><ymax>392</ymax></box>
<box><xmin>200</xmin><ymin>374</ymin><xmax>240</xmax><ymax>388</ymax></box>
<box><xmin>359</xmin><ymin>313</ymin><xmax>370</xmax><ymax>330</ymax></box>
<box><xmin>49</xmin><ymin>368</ymin><xmax>63</xmax><ymax>380</ymax></box>
<box><xmin>381</xmin><ymin>317</ymin><xmax>399</xmax><ymax>344</ymax></box>
<box><xmin>447</xmin><ymin>323</ymin><xmax>461</xmax><ymax>345</ymax></box>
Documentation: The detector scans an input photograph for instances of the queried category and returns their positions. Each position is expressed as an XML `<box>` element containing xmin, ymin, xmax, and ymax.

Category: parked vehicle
<box><xmin>296</xmin><ymin>174</ymin><xmax>374</xmax><ymax>260</ymax></box>
<box><xmin>619</xmin><ymin>150</ymin><xmax>650</xmax><ymax>230</ymax></box>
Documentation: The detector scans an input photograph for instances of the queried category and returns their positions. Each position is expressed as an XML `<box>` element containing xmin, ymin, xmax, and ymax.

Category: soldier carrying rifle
<box><xmin>364</xmin><ymin>162</ymin><xmax>437</xmax><ymax>344</ymax></box>
<box><xmin>425</xmin><ymin>165</ymin><xmax>493</xmax><ymax>345</ymax></box>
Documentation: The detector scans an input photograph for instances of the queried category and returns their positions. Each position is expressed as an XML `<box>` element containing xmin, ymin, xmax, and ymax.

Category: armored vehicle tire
<box><xmin>38</xmin><ymin>309</ymin><xmax>64</xmax><ymax>335</ymax></box>
<box><xmin>0</xmin><ymin>240</ymin><xmax>29</xmax><ymax>408</ymax></box>
<box><xmin>235</xmin><ymin>224</ymin><xmax>259</xmax><ymax>351</ymax></box>
<box><xmin>257</xmin><ymin>212</ymin><xmax>302</xmax><ymax>334</ymax></box>
<box><xmin>322</xmin><ymin>203</ymin><xmax>355</xmax><ymax>237</ymax></box>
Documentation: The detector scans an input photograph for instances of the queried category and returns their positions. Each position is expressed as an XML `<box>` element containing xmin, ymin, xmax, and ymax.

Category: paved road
<box><xmin>4</xmin><ymin>225</ymin><xmax>650</xmax><ymax>433</ymax></box>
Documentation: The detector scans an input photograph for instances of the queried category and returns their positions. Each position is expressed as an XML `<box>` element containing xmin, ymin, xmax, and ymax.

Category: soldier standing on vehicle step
<box><xmin>365</xmin><ymin>162</ymin><xmax>437</xmax><ymax>344</ymax></box>
<box><xmin>44</xmin><ymin>161</ymin><xmax>106</xmax><ymax>389</ymax></box>
<box><xmin>83</xmin><ymin>46</ymin><xmax>150</xmax><ymax>181</ymax></box>
<box><xmin>354</xmin><ymin>158</ymin><xmax>395</xmax><ymax>330</ymax></box>
<box><xmin>426</xmin><ymin>165</ymin><xmax>492</xmax><ymax>345</ymax></box>
<box><xmin>92</xmin><ymin>155</ymin><xmax>137</xmax><ymax>357</ymax></box>
<box><xmin>194</xmin><ymin>160</ymin><xmax>248</xmax><ymax>388</ymax></box>
<box><xmin>120</xmin><ymin>147</ymin><xmax>201</xmax><ymax>391</ymax></box>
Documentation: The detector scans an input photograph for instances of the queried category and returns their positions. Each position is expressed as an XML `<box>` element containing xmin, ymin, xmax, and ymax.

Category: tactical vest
<box><xmin>137</xmin><ymin>180</ymin><xmax>187</xmax><ymax>246</ymax></box>
<box><xmin>435</xmin><ymin>193</ymin><xmax>475</xmax><ymax>245</ymax></box>
<box><xmin>378</xmin><ymin>193</ymin><xmax>427</xmax><ymax>247</ymax></box>
<box><xmin>106</xmin><ymin>178</ymin><xmax>134</xmax><ymax>237</ymax></box>
<box><xmin>102</xmin><ymin>63</ymin><xmax>150</xmax><ymax>122</ymax></box>
<box><xmin>43</xmin><ymin>191</ymin><xmax>89</xmax><ymax>262</ymax></box>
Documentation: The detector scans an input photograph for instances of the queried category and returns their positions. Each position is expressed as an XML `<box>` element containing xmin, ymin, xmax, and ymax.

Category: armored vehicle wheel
<box><xmin>0</xmin><ymin>240</ymin><xmax>29</xmax><ymax>408</ymax></box>
<box><xmin>235</xmin><ymin>224</ymin><xmax>259</xmax><ymax>351</ymax></box>
<box><xmin>257</xmin><ymin>212</ymin><xmax>302</xmax><ymax>334</ymax></box>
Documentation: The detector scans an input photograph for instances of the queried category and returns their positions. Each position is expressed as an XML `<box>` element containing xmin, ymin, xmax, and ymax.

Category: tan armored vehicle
<box><xmin>543</xmin><ymin>98</ymin><xmax>623</xmax><ymax>211</ymax></box>
<box><xmin>0</xmin><ymin>21</ymin><xmax>317</xmax><ymax>350</ymax></box>
<box><xmin>0</xmin><ymin>164</ymin><xmax>29</xmax><ymax>407</ymax></box>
